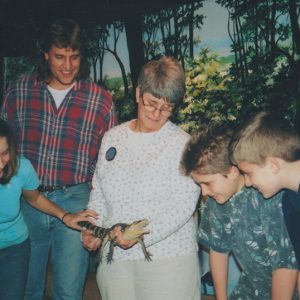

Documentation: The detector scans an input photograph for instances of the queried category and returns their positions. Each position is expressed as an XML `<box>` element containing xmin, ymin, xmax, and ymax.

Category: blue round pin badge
<box><xmin>106</xmin><ymin>147</ymin><xmax>117</xmax><ymax>161</ymax></box>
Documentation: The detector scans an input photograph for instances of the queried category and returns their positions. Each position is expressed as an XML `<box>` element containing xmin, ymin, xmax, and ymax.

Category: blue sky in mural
<box><xmin>200</xmin><ymin>1</ymin><xmax>231</xmax><ymax>56</ymax></box>
<box><xmin>102</xmin><ymin>0</ymin><xmax>232</xmax><ymax>77</ymax></box>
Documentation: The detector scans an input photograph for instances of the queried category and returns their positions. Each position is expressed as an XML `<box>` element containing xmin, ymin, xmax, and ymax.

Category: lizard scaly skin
<box><xmin>79</xmin><ymin>219</ymin><xmax>152</xmax><ymax>263</ymax></box>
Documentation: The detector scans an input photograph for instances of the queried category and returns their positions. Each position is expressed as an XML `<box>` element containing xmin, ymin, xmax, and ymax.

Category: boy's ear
<box><xmin>266</xmin><ymin>156</ymin><xmax>281</xmax><ymax>174</ymax></box>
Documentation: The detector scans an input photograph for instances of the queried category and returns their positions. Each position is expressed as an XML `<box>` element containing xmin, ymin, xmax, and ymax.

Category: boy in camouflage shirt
<box><xmin>181</xmin><ymin>123</ymin><xmax>298</xmax><ymax>299</ymax></box>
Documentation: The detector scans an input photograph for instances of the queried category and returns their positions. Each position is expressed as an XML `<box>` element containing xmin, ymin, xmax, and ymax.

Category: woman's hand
<box><xmin>81</xmin><ymin>230</ymin><xmax>101</xmax><ymax>251</ymax></box>
<box><xmin>62</xmin><ymin>209</ymin><xmax>99</xmax><ymax>231</ymax></box>
<box><xmin>109</xmin><ymin>225</ymin><xmax>138</xmax><ymax>249</ymax></box>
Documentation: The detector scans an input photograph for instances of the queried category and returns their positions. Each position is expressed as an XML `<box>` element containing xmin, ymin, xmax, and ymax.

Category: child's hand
<box><xmin>109</xmin><ymin>225</ymin><xmax>138</xmax><ymax>249</ymax></box>
<box><xmin>62</xmin><ymin>209</ymin><xmax>98</xmax><ymax>231</ymax></box>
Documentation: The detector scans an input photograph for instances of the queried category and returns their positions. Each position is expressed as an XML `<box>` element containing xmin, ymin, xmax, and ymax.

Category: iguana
<box><xmin>79</xmin><ymin>219</ymin><xmax>152</xmax><ymax>263</ymax></box>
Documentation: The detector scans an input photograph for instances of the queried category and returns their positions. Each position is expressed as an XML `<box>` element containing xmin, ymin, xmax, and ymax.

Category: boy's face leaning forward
<box><xmin>191</xmin><ymin>167</ymin><xmax>242</xmax><ymax>204</ymax></box>
<box><xmin>238</xmin><ymin>160</ymin><xmax>281</xmax><ymax>198</ymax></box>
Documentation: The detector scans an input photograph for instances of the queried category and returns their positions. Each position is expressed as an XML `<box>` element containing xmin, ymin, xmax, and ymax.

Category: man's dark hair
<box><xmin>36</xmin><ymin>19</ymin><xmax>90</xmax><ymax>82</ymax></box>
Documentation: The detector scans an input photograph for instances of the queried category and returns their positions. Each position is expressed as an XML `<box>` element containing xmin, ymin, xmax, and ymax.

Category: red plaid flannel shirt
<box><xmin>1</xmin><ymin>75</ymin><xmax>117</xmax><ymax>186</ymax></box>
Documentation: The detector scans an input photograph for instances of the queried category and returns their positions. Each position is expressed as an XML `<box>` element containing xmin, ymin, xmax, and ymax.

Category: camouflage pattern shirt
<box><xmin>199</xmin><ymin>187</ymin><xmax>297</xmax><ymax>300</ymax></box>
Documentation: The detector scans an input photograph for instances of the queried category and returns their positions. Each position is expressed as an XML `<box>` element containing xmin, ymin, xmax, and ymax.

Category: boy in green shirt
<box><xmin>181</xmin><ymin>123</ymin><xmax>298</xmax><ymax>299</ymax></box>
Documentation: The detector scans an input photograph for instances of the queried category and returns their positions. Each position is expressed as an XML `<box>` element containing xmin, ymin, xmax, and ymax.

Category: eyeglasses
<box><xmin>140</xmin><ymin>96</ymin><xmax>174</xmax><ymax>117</ymax></box>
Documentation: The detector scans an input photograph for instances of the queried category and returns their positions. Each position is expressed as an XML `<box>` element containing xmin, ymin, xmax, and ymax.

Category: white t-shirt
<box><xmin>47</xmin><ymin>84</ymin><xmax>74</xmax><ymax>108</ymax></box>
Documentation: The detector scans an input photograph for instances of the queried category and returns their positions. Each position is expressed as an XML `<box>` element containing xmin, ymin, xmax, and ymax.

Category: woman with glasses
<box><xmin>82</xmin><ymin>56</ymin><xmax>201</xmax><ymax>300</ymax></box>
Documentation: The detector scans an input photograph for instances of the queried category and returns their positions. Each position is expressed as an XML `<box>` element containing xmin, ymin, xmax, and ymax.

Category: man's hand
<box><xmin>81</xmin><ymin>230</ymin><xmax>101</xmax><ymax>252</ymax></box>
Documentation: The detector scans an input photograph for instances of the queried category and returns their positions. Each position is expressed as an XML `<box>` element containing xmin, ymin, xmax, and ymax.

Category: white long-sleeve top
<box><xmin>88</xmin><ymin>120</ymin><xmax>200</xmax><ymax>261</ymax></box>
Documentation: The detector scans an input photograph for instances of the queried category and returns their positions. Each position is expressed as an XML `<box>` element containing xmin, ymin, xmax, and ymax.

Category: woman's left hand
<box><xmin>62</xmin><ymin>209</ymin><xmax>99</xmax><ymax>231</ymax></box>
<box><xmin>109</xmin><ymin>225</ymin><xmax>138</xmax><ymax>249</ymax></box>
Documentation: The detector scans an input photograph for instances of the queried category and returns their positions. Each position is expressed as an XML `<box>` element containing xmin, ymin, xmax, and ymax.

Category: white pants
<box><xmin>96</xmin><ymin>253</ymin><xmax>201</xmax><ymax>300</ymax></box>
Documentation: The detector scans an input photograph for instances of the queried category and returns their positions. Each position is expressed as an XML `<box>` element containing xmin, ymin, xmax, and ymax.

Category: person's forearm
<box><xmin>297</xmin><ymin>272</ymin><xmax>300</xmax><ymax>300</ymax></box>
<box><xmin>272</xmin><ymin>268</ymin><xmax>298</xmax><ymax>300</ymax></box>
<box><xmin>24</xmin><ymin>190</ymin><xmax>66</xmax><ymax>220</ymax></box>
<box><xmin>144</xmin><ymin>182</ymin><xmax>199</xmax><ymax>247</ymax></box>
<box><xmin>210</xmin><ymin>249</ymin><xmax>229</xmax><ymax>300</ymax></box>
<box><xmin>23</xmin><ymin>189</ymin><xmax>99</xmax><ymax>231</ymax></box>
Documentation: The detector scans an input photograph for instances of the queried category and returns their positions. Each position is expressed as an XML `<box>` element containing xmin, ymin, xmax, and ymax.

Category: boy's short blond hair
<box><xmin>229</xmin><ymin>111</ymin><xmax>300</xmax><ymax>165</ymax></box>
<box><xmin>181</xmin><ymin>123</ymin><xmax>233</xmax><ymax>175</ymax></box>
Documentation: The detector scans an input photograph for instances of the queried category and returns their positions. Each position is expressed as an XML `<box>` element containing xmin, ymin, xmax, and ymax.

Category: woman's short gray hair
<box><xmin>137</xmin><ymin>56</ymin><xmax>185</xmax><ymax>105</ymax></box>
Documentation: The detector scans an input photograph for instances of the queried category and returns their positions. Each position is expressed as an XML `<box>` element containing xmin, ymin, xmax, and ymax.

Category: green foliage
<box><xmin>210</xmin><ymin>0</ymin><xmax>298</xmax><ymax>128</ymax></box>
<box><xmin>114</xmin><ymin>94</ymin><xmax>137</xmax><ymax>123</ymax></box>
<box><xmin>4</xmin><ymin>56</ymin><xmax>35</xmax><ymax>88</ymax></box>
<box><xmin>102</xmin><ymin>76</ymin><xmax>136</xmax><ymax>122</ymax></box>
<box><xmin>3</xmin><ymin>0</ymin><xmax>299</xmax><ymax>133</ymax></box>
<box><xmin>102</xmin><ymin>76</ymin><xmax>123</xmax><ymax>93</ymax></box>
<box><xmin>175</xmin><ymin>48</ymin><xmax>295</xmax><ymax>134</ymax></box>
<box><xmin>142</xmin><ymin>1</ymin><xmax>205</xmax><ymax>60</ymax></box>
<box><xmin>175</xmin><ymin>49</ymin><xmax>235</xmax><ymax>133</ymax></box>
<box><xmin>219</xmin><ymin>55</ymin><xmax>234</xmax><ymax>65</ymax></box>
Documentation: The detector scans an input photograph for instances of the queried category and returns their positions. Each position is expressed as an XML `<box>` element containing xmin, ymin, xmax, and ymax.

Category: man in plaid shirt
<box><xmin>1</xmin><ymin>19</ymin><xmax>117</xmax><ymax>300</ymax></box>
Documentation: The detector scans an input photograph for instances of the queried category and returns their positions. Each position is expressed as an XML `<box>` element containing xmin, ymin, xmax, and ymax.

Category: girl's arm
<box><xmin>22</xmin><ymin>189</ymin><xmax>98</xmax><ymax>231</ymax></box>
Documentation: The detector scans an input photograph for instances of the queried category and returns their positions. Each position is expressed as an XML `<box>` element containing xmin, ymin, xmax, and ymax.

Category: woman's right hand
<box><xmin>81</xmin><ymin>230</ymin><xmax>101</xmax><ymax>252</ymax></box>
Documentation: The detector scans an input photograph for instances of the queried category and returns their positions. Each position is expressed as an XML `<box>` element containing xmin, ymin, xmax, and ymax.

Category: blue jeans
<box><xmin>0</xmin><ymin>238</ymin><xmax>30</xmax><ymax>300</ymax></box>
<box><xmin>22</xmin><ymin>182</ymin><xmax>90</xmax><ymax>300</ymax></box>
